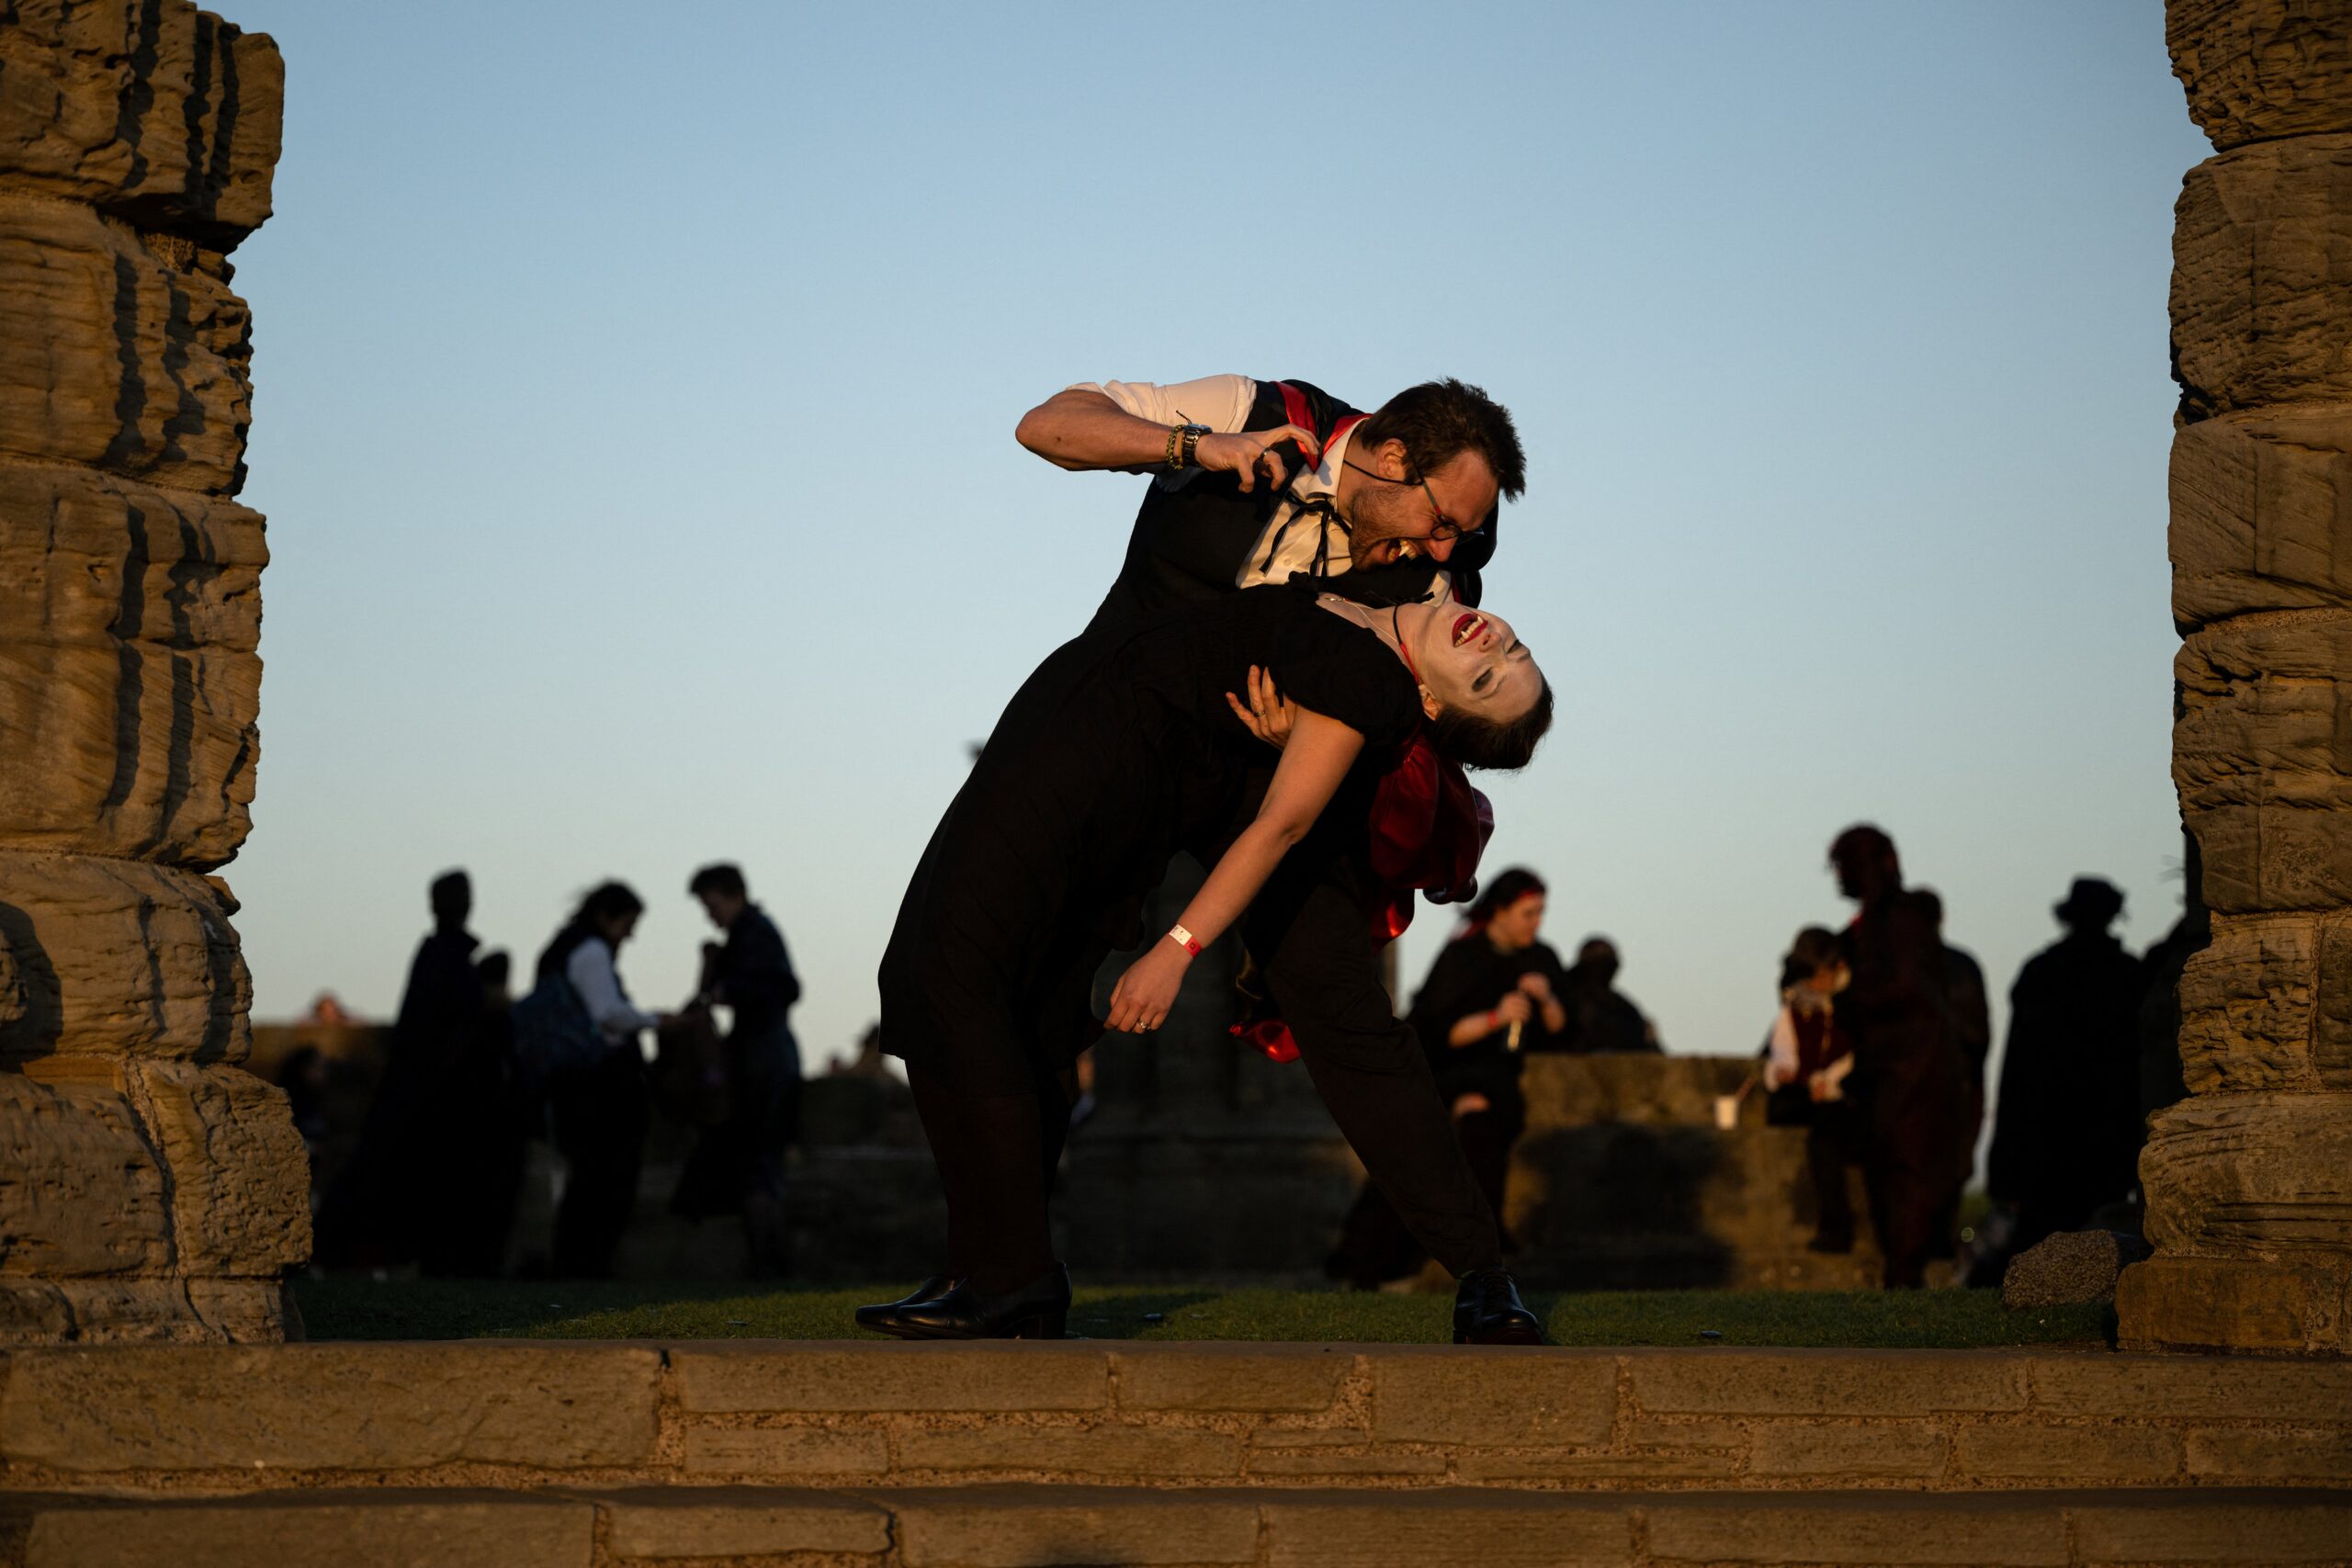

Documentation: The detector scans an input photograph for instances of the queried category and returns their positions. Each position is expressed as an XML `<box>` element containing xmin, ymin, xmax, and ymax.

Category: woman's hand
<box><xmin>1516</xmin><ymin>971</ymin><xmax>1553</xmax><ymax>1003</ymax></box>
<box><xmin>1225</xmin><ymin>665</ymin><xmax>1298</xmax><ymax>750</ymax></box>
<box><xmin>1452</xmin><ymin>1091</ymin><xmax>1493</xmax><ymax>1117</ymax></box>
<box><xmin>1107</xmin><ymin>942</ymin><xmax>1191</xmax><ymax>1033</ymax></box>
<box><xmin>1193</xmin><ymin>425</ymin><xmax>1321</xmax><ymax>492</ymax></box>
<box><xmin>1493</xmin><ymin>993</ymin><xmax>1534</xmax><ymax>1030</ymax></box>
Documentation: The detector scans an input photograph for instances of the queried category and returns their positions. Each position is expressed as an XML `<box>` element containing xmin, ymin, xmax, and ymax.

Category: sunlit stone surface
<box><xmin>0</xmin><ymin>1</ymin><xmax>302</xmax><ymax>1342</ymax></box>
<box><xmin>2124</xmin><ymin>0</ymin><xmax>2352</xmax><ymax>1356</ymax></box>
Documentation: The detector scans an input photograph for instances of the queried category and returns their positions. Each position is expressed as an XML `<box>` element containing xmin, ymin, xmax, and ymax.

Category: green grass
<box><xmin>292</xmin><ymin>1277</ymin><xmax>2111</xmax><ymax>1350</ymax></box>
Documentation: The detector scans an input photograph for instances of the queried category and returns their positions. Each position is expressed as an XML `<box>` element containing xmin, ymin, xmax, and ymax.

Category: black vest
<box><xmin>1089</xmin><ymin>377</ymin><xmax>1494</xmax><ymax>627</ymax></box>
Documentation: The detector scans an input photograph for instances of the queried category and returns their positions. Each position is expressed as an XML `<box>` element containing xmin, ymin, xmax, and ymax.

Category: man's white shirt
<box><xmin>1069</xmin><ymin>375</ymin><xmax>1367</xmax><ymax>592</ymax></box>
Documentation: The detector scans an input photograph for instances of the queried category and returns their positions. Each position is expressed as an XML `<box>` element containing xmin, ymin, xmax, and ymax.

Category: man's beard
<box><xmin>1345</xmin><ymin>486</ymin><xmax>1420</xmax><ymax>569</ymax></box>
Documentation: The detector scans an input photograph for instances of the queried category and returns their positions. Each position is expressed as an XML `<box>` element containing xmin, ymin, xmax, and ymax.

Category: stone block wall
<box><xmin>4</xmin><ymin>1341</ymin><xmax>2348</xmax><ymax>1495</ymax></box>
<box><xmin>5</xmin><ymin>1343</ymin><xmax>2347</xmax><ymax>1566</ymax></box>
<box><xmin>1506</xmin><ymin>1055</ymin><xmax>1905</xmax><ymax>1291</ymax></box>
<box><xmin>0</xmin><ymin>4</ymin><xmax>305</xmax><ymax>1341</ymax></box>
<box><xmin>2120</xmin><ymin>1</ymin><xmax>2352</xmax><ymax>1355</ymax></box>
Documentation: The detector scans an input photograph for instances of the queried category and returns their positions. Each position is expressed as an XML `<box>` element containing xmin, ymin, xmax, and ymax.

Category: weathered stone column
<box><xmin>0</xmin><ymin>3</ymin><xmax>307</xmax><ymax>1340</ymax></box>
<box><xmin>2119</xmin><ymin>0</ymin><xmax>2352</xmax><ymax>1355</ymax></box>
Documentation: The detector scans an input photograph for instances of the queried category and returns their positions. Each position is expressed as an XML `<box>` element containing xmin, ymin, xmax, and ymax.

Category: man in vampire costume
<box><xmin>1016</xmin><ymin>372</ymin><xmax>1543</xmax><ymax>1343</ymax></box>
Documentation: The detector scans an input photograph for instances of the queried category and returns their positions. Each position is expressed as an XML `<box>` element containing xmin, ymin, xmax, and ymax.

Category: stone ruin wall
<box><xmin>2120</xmin><ymin>0</ymin><xmax>2352</xmax><ymax>1355</ymax></box>
<box><xmin>0</xmin><ymin>3</ymin><xmax>307</xmax><ymax>1340</ymax></box>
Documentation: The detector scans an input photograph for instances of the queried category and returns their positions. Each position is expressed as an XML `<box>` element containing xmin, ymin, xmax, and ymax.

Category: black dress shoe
<box><xmin>1453</xmin><ymin>1267</ymin><xmax>1545</xmax><ymax>1345</ymax></box>
<box><xmin>854</xmin><ymin>1273</ymin><xmax>966</xmax><ymax>1337</ymax></box>
<box><xmin>890</xmin><ymin>1263</ymin><xmax>1072</xmax><ymax>1340</ymax></box>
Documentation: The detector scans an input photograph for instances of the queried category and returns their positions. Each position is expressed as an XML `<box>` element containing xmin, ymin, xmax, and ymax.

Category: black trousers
<box><xmin>549</xmin><ymin>1049</ymin><xmax>649</xmax><ymax>1278</ymax></box>
<box><xmin>1804</xmin><ymin>1100</ymin><xmax>1863</xmax><ymax>1248</ymax></box>
<box><xmin>1331</xmin><ymin>1096</ymin><xmax>1522</xmax><ymax>1287</ymax></box>
<box><xmin>1243</xmin><ymin>854</ymin><xmax>1506</xmax><ymax>1278</ymax></box>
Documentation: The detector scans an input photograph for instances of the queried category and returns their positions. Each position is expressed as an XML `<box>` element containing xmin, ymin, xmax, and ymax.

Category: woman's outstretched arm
<box><xmin>1104</xmin><ymin>710</ymin><xmax>1364</xmax><ymax>1032</ymax></box>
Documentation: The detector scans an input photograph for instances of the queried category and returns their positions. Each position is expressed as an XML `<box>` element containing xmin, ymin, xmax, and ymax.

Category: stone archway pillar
<box><xmin>2118</xmin><ymin>0</ymin><xmax>2352</xmax><ymax>1355</ymax></box>
<box><xmin>0</xmin><ymin>4</ymin><xmax>307</xmax><ymax>1340</ymax></box>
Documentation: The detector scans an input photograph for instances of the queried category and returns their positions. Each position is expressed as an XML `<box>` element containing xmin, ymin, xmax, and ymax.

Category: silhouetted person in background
<box><xmin>673</xmin><ymin>863</ymin><xmax>803</xmax><ymax>1276</ymax></box>
<box><xmin>537</xmin><ymin>882</ymin><xmax>664</xmax><ymax>1278</ymax></box>
<box><xmin>1986</xmin><ymin>877</ymin><xmax>2147</xmax><ymax>1252</ymax></box>
<box><xmin>1328</xmin><ymin>869</ymin><xmax>1567</xmax><ymax>1287</ymax></box>
<box><xmin>2137</xmin><ymin>835</ymin><xmax>2206</xmax><ymax>1136</ymax></box>
<box><xmin>1829</xmin><ymin>826</ymin><xmax>1972</xmax><ymax>1288</ymax></box>
<box><xmin>1762</xmin><ymin>926</ymin><xmax>1860</xmax><ymax>1252</ymax></box>
<box><xmin>414</xmin><ymin>950</ymin><xmax>532</xmax><ymax>1276</ymax></box>
<box><xmin>315</xmin><ymin>870</ymin><xmax>483</xmax><ymax>1268</ymax></box>
<box><xmin>275</xmin><ymin>1045</ymin><xmax>331</xmax><ymax>1201</ymax></box>
<box><xmin>1916</xmin><ymin>887</ymin><xmax>1990</xmax><ymax>1262</ymax></box>
<box><xmin>1556</xmin><ymin>938</ymin><xmax>1660</xmax><ymax>1054</ymax></box>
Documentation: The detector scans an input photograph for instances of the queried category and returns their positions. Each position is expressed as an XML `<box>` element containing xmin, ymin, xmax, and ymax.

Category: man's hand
<box><xmin>1193</xmin><ymin>425</ymin><xmax>1321</xmax><ymax>493</ymax></box>
<box><xmin>1224</xmin><ymin>665</ymin><xmax>1297</xmax><ymax>750</ymax></box>
<box><xmin>1106</xmin><ymin>942</ymin><xmax>1190</xmax><ymax>1033</ymax></box>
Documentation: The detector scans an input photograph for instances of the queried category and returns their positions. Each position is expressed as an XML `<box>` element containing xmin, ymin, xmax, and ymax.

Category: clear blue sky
<box><xmin>222</xmin><ymin>2</ymin><xmax>2209</xmax><ymax>1081</ymax></box>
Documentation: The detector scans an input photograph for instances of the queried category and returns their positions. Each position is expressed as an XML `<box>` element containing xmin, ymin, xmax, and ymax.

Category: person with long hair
<box><xmin>535</xmin><ymin>880</ymin><xmax>663</xmax><ymax>1278</ymax></box>
<box><xmin>865</xmin><ymin>581</ymin><xmax>1551</xmax><ymax>1340</ymax></box>
<box><xmin>1762</xmin><ymin>924</ymin><xmax>1861</xmax><ymax>1253</ymax></box>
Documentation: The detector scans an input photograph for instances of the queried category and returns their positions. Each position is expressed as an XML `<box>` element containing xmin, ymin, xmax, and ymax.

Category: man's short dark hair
<box><xmin>1829</xmin><ymin>823</ymin><xmax>1897</xmax><ymax>869</ymax></box>
<box><xmin>429</xmin><ymin>869</ymin><xmax>470</xmax><ymax>923</ymax></box>
<box><xmin>688</xmin><ymin>863</ymin><xmax>747</xmax><ymax>900</ymax></box>
<box><xmin>1355</xmin><ymin>378</ymin><xmax>1526</xmax><ymax>502</ymax></box>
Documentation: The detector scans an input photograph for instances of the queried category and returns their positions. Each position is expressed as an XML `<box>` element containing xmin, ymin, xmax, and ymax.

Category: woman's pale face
<box><xmin>1408</xmin><ymin>601</ymin><xmax>1542</xmax><ymax>724</ymax></box>
<box><xmin>1487</xmin><ymin>893</ymin><xmax>1545</xmax><ymax>951</ymax></box>
<box><xmin>601</xmin><ymin>911</ymin><xmax>639</xmax><ymax>947</ymax></box>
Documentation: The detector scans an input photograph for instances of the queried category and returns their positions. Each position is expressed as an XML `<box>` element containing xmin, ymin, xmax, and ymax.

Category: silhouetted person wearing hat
<box><xmin>1828</xmin><ymin>826</ymin><xmax>1972</xmax><ymax>1288</ymax></box>
<box><xmin>1986</xmin><ymin>877</ymin><xmax>2147</xmax><ymax>1252</ymax></box>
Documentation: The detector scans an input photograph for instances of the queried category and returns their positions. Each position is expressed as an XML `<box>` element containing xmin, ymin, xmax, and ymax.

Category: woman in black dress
<box><xmin>867</xmin><ymin>581</ymin><xmax>1551</xmax><ymax>1337</ymax></box>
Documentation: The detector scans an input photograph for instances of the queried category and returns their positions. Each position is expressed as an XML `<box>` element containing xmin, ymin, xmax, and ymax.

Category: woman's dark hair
<box><xmin>535</xmin><ymin>880</ymin><xmax>646</xmax><ymax>983</ymax></box>
<box><xmin>1780</xmin><ymin>925</ymin><xmax>1841</xmax><ymax>992</ymax></box>
<box><xmin>1354</xmin><ymin>378</ymin><xmax>1527</xmax><ymax>500</ymax></box>
<box><xmin>1429</xmin><ymin>675</ymin><xmax>1554</xmax><ymax>772</ymax></box>
<box><xmin>1464</xmin><ymin>867</ymin><xmax>1546</xmax><ymax>934</ymax></box>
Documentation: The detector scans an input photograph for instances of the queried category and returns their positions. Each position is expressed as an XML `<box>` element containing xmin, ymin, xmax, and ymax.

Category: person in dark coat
<box><xmin>1986</xmin><ymin>877</ymin><xmax>2148</xmax><ymax>1252</ymax></box>
<box><xmin>415</xmin><ymin>950</ymin><xmax>533</xmax><ymax>1277</ymax></box>
<box><xmin>314</xmin><ymin>870</ymin><xmax>484</xmax><ymax>1269</ymax></box>
<box><xmin>1916</xmin><ymin>887</ymin><xmax>1991</xmax><ymax>1262</ymax></box>
<box><xmin>675</xmin><ymin>863</ymin><xmax>803</xmax><ymax>1276</ymax></box>
<box><xmin>1829</xmin><ymin>827</ymin><xmax>1973</xmax><ymax>1288</ymax></box>
<box><xmin>1327</xmin><ymin>868</ymin><xmax>1568</xmax><ymax>1286</ymax></box>
<box><xmin>1555</xmin><ymin>938</ymin><xmax>1661</xmax><ymax>1054</ymax></box>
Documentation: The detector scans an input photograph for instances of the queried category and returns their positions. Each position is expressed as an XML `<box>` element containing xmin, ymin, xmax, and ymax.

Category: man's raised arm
<box><xmin>1014</xmin><ymin>375</ymin><xmax>1320</xmax><ymax>493</ymax></box>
